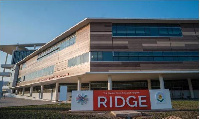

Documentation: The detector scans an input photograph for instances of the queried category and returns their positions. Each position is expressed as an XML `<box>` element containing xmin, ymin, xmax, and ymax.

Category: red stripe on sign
<box><xmin>93</xmin><ymin>90</ymin><xmax>151</xmax><ymax>111</ymax></box>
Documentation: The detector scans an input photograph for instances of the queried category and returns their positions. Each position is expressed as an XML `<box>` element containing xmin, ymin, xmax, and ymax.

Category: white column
<box><xmin>77</xmin><ymin>77</ymin><xmax>81</xmax><ymax>91</ymax></box>
<box><xmin>187</xmin><ymin>78</ymin><xmax>194</xmax><ymax>98</ymax></box>
<box><xmin>15</xmin><ymin>89</ymin><xmax>18</xmax><ymax>95</ymax></box>
<box><xmin>22</xmin><ymin>87</ymin><xmax>25</xmax><ymax>95</ymax></box>
<box><xmin>30</xmin><ymin>86</ymin><xmax>33</xmax><ymax>96</ymax></box>
<box><xmin>88</xmin><ymin>82</ymin><xmax>91</xmax><ymax>90</ymax></box>
<box><xmin>55</xmin><ymin>83</ymin><xmax>59</xmax><ymax>101</ymax></box>
<box><xmin>147</xmin><ymin>79</ymin><xmax>151</xmax><ymax>90</ymax></box>
<box><xmin>108</xmin><ymin>75</ymin><xmax>112</xmax><ymax>90</ymax></box>
<box><xmin>41</xmin><ymin>85</ymin><xmax>44</xmax><ymax>99</ymax></box>
<box><xmin>159</xmin><ymin>75</ymin><xmax>165</xmax><ymax>89</ymax></box>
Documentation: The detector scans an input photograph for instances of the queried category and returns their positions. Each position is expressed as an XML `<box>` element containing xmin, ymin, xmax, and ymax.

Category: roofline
<box><xmin>16</xmin><ymin>18</ymin><xmax>199</xmax><ymax>65</ymax></box>
<box><xmin>0</xmin><ymin>43</ymin><xmax>45</xmax><ymax>46</ymax></box>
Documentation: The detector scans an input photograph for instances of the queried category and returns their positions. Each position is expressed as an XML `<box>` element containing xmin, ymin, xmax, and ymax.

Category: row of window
<box><xmin>21</xmin><ymin>65</ymin><xmax>55</xmax><ymax>81</ymax></box>
<box><xmin>37</xmin><ymin>34</ymin><xmax>76</xmax><ymax>61</ymax></box>
<box><xmin>114</xmin><ymin>51</ymin><xmax>198</xmax><ymax>56</ymax></box>
<box><xmin>90</xmin><ymin>79</ymin><xmax>198</xmax><ymax>90</ymax></box>
<box><xmin>68</xmin><ymin>52</ymin><xmax>89</xmax><ymax>67</ymax></box>
<box><xmin>112</xmin><ymin>23</ymin><xmax>182</xmax><ymax>37</ymax></box>
<box><xmin>11</xmin><ymin>50</ymin><xmax>35</xmax><ymax>64</ymax></box>
<box><xmin>91</xmin><ymin>51</ymin><xmax>199</xmax><ymax>62</ymax></box>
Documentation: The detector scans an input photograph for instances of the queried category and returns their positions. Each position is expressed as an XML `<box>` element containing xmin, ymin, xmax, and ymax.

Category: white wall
<box><xmin>32</xmin><ymin>93</ymin><xmax>40</xmax><ymax>99</ymax></box>
<box><xmin>42</xmin><ymin>92</ymin><xmax>60</xmax><ymax>101</ymax></box>
<box><xmin>43</xmin><ymin>93</ymin><xmax>53</xmax><ymax>100</ymax></box>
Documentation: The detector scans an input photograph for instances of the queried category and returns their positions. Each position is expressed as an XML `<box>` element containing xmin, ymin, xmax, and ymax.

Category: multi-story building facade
<box><xmin>13</xmin><ymin>18</ymin><xmax>198</xmax><ymax>101</ymax></box>
<box><xmin>0</xmin><ymin>43</ymin><xmax>45</xmax><ymax>94</ymax></box>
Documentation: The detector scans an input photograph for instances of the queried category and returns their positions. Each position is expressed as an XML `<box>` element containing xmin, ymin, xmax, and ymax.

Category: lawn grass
<box><xmin>0</xmin><ymin>100</ymin><xmax>199</xmax><ymax>119</ymax></box>
<box><xmin>144</xmin><ymin>100</ymin><xmax>199</xmax><ymax>119</ymax></box>
<box><xmin>172</xmin><ymin>100</ymin><xmax>199</xmax><ymax>110</ymax></box>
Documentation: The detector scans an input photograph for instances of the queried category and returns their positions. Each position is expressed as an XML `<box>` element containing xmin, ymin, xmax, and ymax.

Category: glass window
<box><xmin>98</xmin><ymin>52</ymin><xmax>103</xmax><ymax>61</ymax></box>
<box><xmin>77</xmin><ymin>56</ymin><xmax>80</xmax><ymax>65</ymax></box>
<box><xmin>129</xmin><ymin>52</ymin><xmax>138</xmax><ymax>56</ymax></box>
<box><xmin>118</xmin><ymin>52</ymin><xmax>129</xmax><ymax>56</ymax></box>
<box><xmin>187</xmin><ymin>52</ymin><xmax>198</xmax><ymax>56</ymax></box>
<box><xmin>90</xmin><ymin>51</ymin><xmax>198</xmax><ymax>62</ymax></box>
<box><xmin>163</xmin><ymin>57</ymin><xmax>174</xmax><ymax>61</ymax></box>
<box><xmin>116</xmin><ymin>24</ymin><xmax>126</xmax><ymax>36</ymax></box>
<box><xmin>114</xmin><ymin>52</ymin><xmax>119</xmax><ymax>56</ymax></box>
<box><xmin>159</xmin><ymin>28</ymin><xmax>168</xmax><ymax>35</ymax></box>
<box><xmin>135</xmin><ymin>27</ymin><xmax>145</xmax><ymax>36</ymax></box>
<box><xmin>149</xmin><ymin>27</ymin><xmax>159</xmax><ymax>36</ymax></box>
<box><xmin>118</xmin><ymin>57</ymin><xmax>129</xmax><ymax>61</ymax></box>
<box><xmin>126</xmin><ymin>24</ymin><xmax>135</xmax><ymax>36</ymax></box>
<box><xmin>154</xmin><ymin>57</ymin><xmax>163</xmax><ymax>61</ymax></box>
<box><xmin>102</xmin><ymin>52</ymin><xmax>113</xmax><ymax>61</ymax></box>
<box><xmin>153</xmin><ymin>52</ymin><xmax>163</xmax><ymax>56</ymax></box>
<box><xmin>172</xmin><ymin>28</ymin><xmax>182</xmax><ymax>35</ymax></box>
<box><xmin>139</xmin><ymin>57</ymin><xmax>154</xmax><ymax>61</ymax></box>
<box><xmin>129</xmin><ymin>57</ymin><xmax>138</xmax><ymax>61</ymax></box>
<box><xmin>112</xmin><ymin>25</ymin><xmax>117</xmax><ymax>36</ymax></box>
<box><xmin>145</xmin><ymin>28</ymin><xmax>151</xmax><ymax>36</ymax></box>
<box><xmin>113</xmin><ymin>57</ymin><xmax>119</xmax><ymax>61</ymax></box>
<box><xmin>91</xmin><ymin>52</ymin><xmax>98</xmax><ymax>61</ymax></box>
<box><xmin>84</xmin><ymin>53</ymin><xmax>89</xmax><ymax>63</ymax></box>
<box><xmin>163</xmin><ymin>52</ymin><xmax>173</xmax><ymax>56</ymax></box>
<box><xmin>112</xmin><ymin>23</ymin><xmax>182</xmax><ymax>37</ymax></box>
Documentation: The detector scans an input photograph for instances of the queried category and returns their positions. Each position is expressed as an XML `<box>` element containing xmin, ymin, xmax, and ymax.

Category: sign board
<box><xmin>149</xmin><ymin>89</ymin><xmax>172</xmax><ymax>109</ymax></box>
<box><xmin>71</xmin><ymin>89</ymin><xmax>172</xmax><ymax>111</ymax></box>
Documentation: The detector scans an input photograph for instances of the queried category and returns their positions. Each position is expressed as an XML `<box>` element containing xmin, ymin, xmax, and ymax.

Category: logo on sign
<box><xmin>156</xmin><ymin>92</ymin><xmax>165</xmax><ymax>103</ymax></box>
<box><xmin>76</xmin><ymin>93</ymin><xmax>88</xmax><ymax>105</ymax></box>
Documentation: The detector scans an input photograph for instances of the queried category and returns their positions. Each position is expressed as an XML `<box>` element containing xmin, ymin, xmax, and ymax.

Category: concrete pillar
<box><xmin>22</xmin><ymin>87</ymin><xmax>25</xmax><ymax>95</ymax></box>
<box><xmin>30</xmin><ymin>86</ymin><xmax>33</xmax><ymax>96</ymax></box>
<box><xmin>147</xmin><ymin>79</ymin><xmax>151</xmax><ymax>90</ymax></box>
<box><xmin>159</xmin><ymin>75</ymin><xmax>165</xmax><ymax>89</ymax></box>
<box><xmin>15</xmin><ymin>89</ymin><xmax>18</xmax><ymax>95</ymax></box>
<box><xmin>88</xmin><ymin>82</ymin><xmax>91</xmax><ymax>90</ymax></box>
<box><xmin>55</xmin><ymin>83</ymin><xmax>59</xmax><ymax>101</ymax></box>
<box><xmin>108</xmin><ymin>75</ymin><xmax>112</xmax><ymax>90</ymax></box>
<box><xmin>187</xmin><ymin>78</ymin><xmax>194</xmax><ymax>98</ymax></box>
<box><xmin>41</xmin><ymin>85</ymin><xmax>44</xmax><ymax>99</ymax></box>
<box><xmin>77</xmin><ymin>77</ymin><xmax>81</xmax><ymax>91</ymax></box>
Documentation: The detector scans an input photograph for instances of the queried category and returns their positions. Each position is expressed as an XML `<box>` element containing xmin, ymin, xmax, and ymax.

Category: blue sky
<box><xmin>0</xmin><ymin>1</ymin><xmax>199</xmax><ymax>81</ymax></box>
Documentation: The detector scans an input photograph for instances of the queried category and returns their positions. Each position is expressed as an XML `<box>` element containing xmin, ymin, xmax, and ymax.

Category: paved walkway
<box><xmin>0</xmin><ymin>97</ymin><xmax>56</xmax><ymax>107</ymax></box>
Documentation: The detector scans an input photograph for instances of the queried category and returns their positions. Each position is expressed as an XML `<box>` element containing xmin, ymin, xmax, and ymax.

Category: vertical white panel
<box><xmin>59</xmin><ymin>86</ymin><xmax>67</xmax><ymax>101</ymax></box>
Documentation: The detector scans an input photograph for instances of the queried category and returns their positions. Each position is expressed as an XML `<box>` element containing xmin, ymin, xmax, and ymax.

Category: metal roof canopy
<box><xmin>16</xmin><ymin>18</ymin><xmax>199</xmax><ymax>65</ymax></box>
<box><xmin>0</xmin><ymin>43</ymin><xmax>46</xmax><ymax>55</ymax></box>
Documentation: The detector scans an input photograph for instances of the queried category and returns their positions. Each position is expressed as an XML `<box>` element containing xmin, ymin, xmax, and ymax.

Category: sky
<box><xmin>0</xmin><ymin>0</ymin><xmax>199</xmax><ymax>81</ymax></box>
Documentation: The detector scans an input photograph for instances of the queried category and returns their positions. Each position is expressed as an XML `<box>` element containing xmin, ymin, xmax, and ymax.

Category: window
<box><xmin>116</xmin><ymin>24</ymin><xmax>126</xmax><ymax>36</ymax></box>
<box><xmin>91</xmin><ymin>52</ymin><xmax>97</xmax><ymax>61</ymax></box>
<box><xmin>112</xmin><ymin>23</ymin><xmax>182</xmax><ymax>37</ymax></box>
<box><xmin>91</xmin><ymin>51</ymin><xmax>198</xmax><ymax>62</ymax></box>
<box><xmin>126</xmin><ymin>24</ymin><xmax>135</xmax><ymax>36</ymax></box>
<box><xmin>159</xmin><ymin>28</ymin><xmax>168</xmax><ymax>35</ymax></box>
<box><xmin>11</xmin><ymin>50</ymin><xmax>35</xmax><ymax>64</ymax></box>
<box><xmin>21</xmin><ymin>65</ymin><xmax>55</xmax><ymax>81</ymax></box>
<box><xmin>68</xmin><ymin>52</ymin><xmax>89</xmax><ymax>67</ymax></box>
<box><xmin>37</xmin><ymin>34</ymin><xmax>76</xmax><ymax>61</ymax></box>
